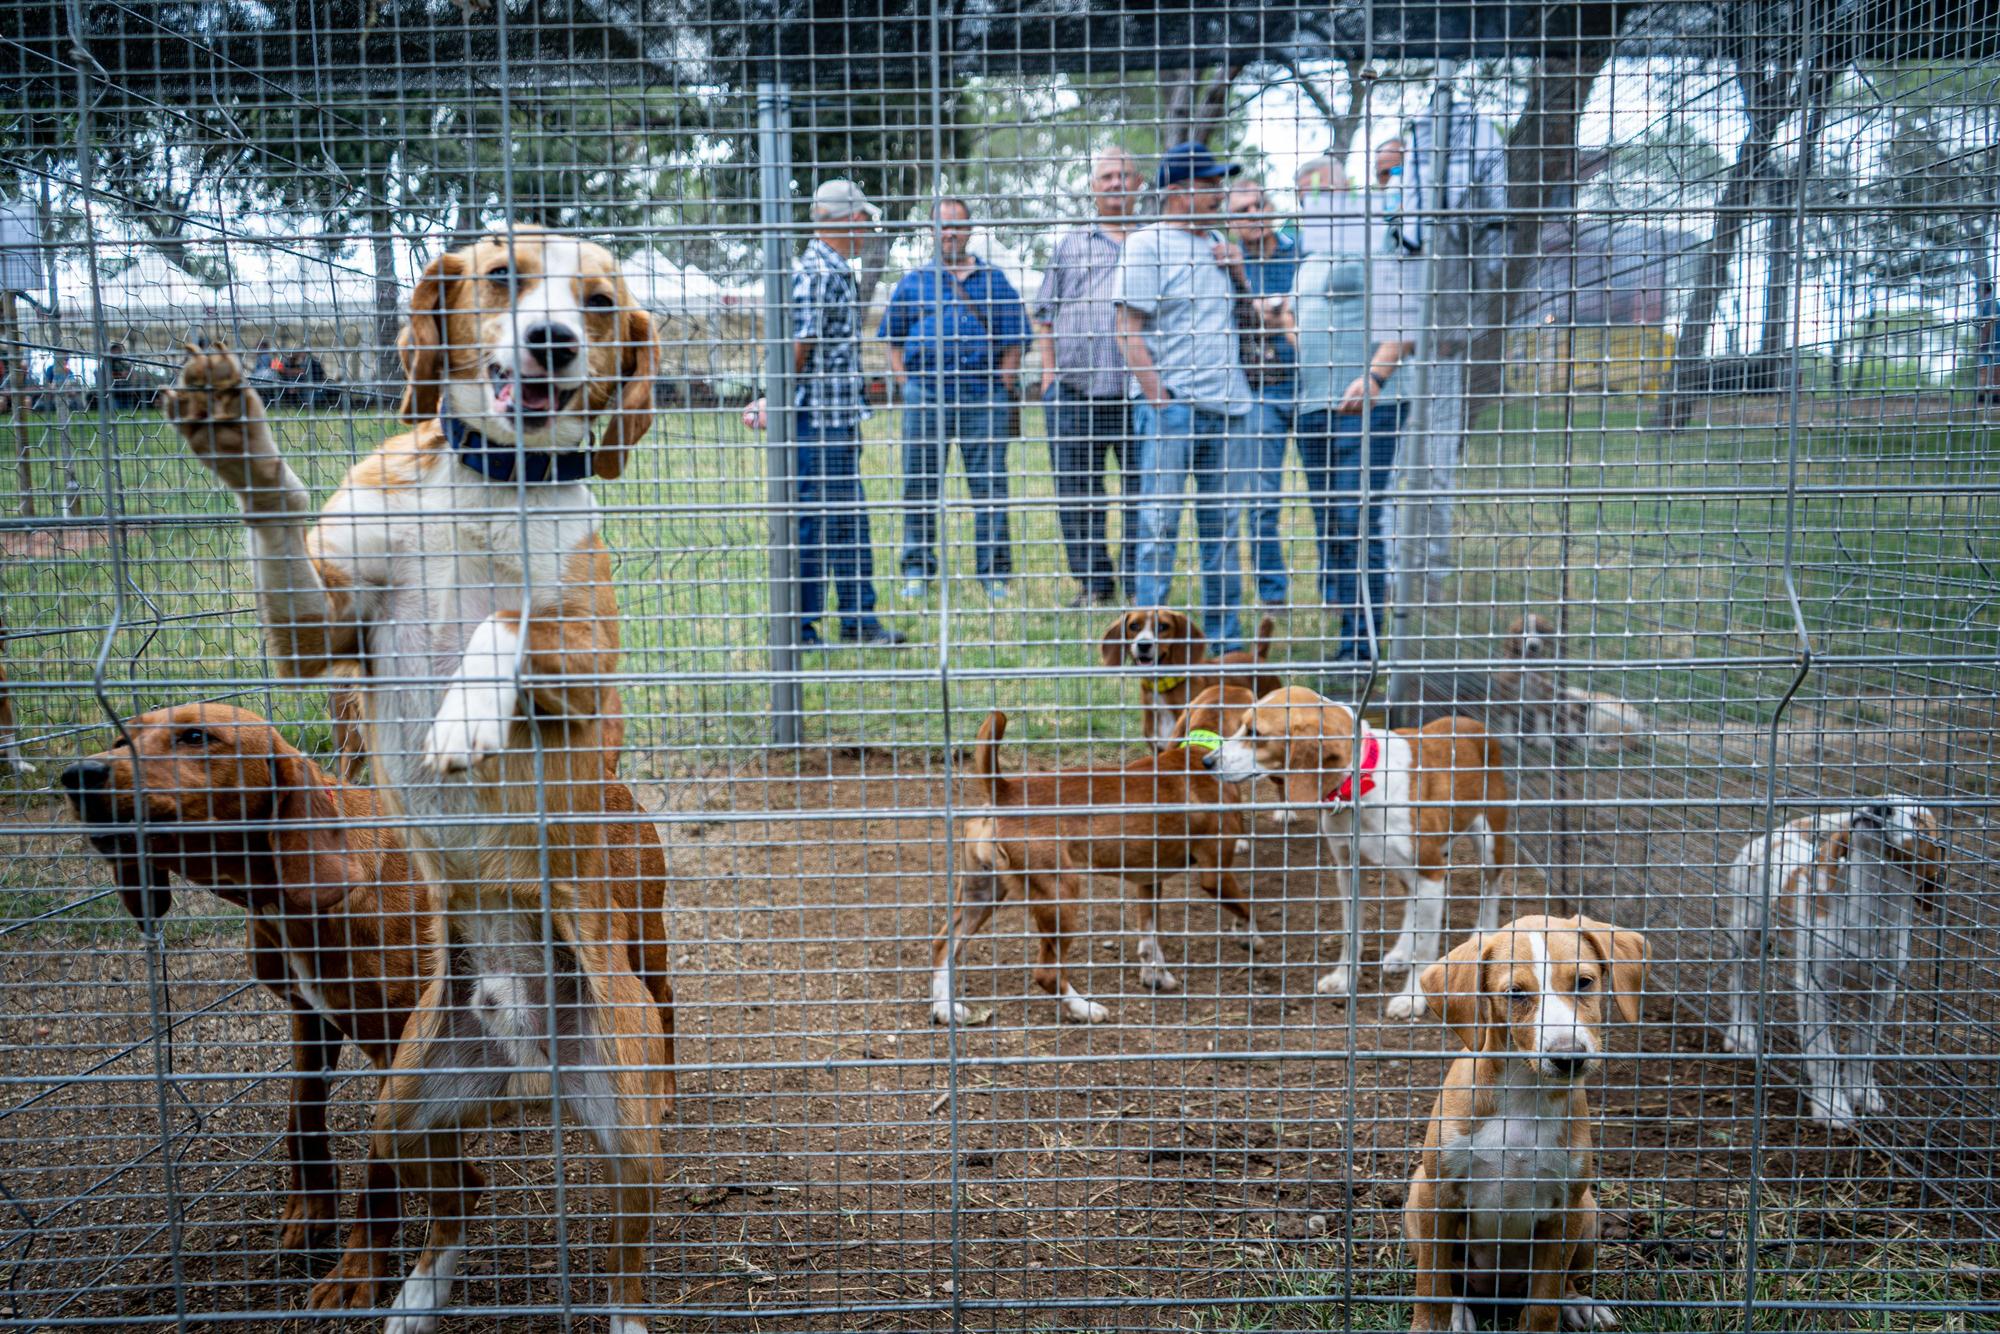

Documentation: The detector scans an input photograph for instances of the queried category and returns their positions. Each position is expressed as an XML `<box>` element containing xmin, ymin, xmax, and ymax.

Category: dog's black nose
<box><xmin>60</xmin><ymin>761</ymin><xmax>111</xmax><ymax>796</ymax></box>
<box><xmin>1201</xmin><ymin>751</ymin><xmax>1218</xmax><ymax>771</ymax></box>
<box><xmin>1544</xmin><ymin>1040</ymin><xmax>1591</xmax><ymax>1078</ymax></box>
<box><xmin>522</xmin><ymin>323</ymin><xmax>579</xmax><ymax>372</ymax></box>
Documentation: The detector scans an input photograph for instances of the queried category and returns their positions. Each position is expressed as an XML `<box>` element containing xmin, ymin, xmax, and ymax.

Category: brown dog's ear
<box><xmin>268</xmin><ymin>750</ymin><xmax>361</xmax><ymax>910</ymax></box>
<box><xmin>1422</xmin><ymin>933</ymin><xmax>1494</xmax><ymax>1052</ymax></box>
<box><xmin>1159</xmin><ymin>612</ymin><xmax>1205</xmax><ymax>667</ymax></box>
<box><xmin>594</xmin><ymin>304</ymin><xmax>658</xmax><ymax>480</ymax></box>
<box><xmin>1100</xmin><ymin>614</ymin><xmax>1133</xmax><ymax>667</ymax></box>
<box><xmin>1579</xmin><ymin>916</ymin><xmax>1648</xmax><ymax>1026</ymax></box>
<box><xmin>398</xmin><ymin>249</ymin><xmax>471</xmax><ymax>423</ymax></box>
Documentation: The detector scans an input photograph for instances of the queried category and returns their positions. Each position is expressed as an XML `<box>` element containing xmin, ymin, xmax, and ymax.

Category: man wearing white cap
<box><xmin>786</xmin><ymin>179</ymin><xmax>908</xmax><ymax>647</ymax></box>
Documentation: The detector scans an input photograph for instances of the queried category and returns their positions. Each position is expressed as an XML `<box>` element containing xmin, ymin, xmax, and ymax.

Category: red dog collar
<box><xmin>1324</xmin><ymin>734</ymin><xmax>1381</xmax><ymax>805</ymax></box>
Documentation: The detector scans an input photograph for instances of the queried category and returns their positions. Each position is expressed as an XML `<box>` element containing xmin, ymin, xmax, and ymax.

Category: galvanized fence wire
<box><xmin>1</xmin><ymin>0</ymin><xmax>1999</xmax><ymax>1329</ymax></box>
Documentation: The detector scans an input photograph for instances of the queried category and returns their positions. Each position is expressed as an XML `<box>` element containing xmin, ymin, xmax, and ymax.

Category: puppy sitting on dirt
<box><xmin>1404</xmin><ymin>915</ymin><xmax>1648</xmax><ymax>1332</ymax></box>
<box><xmin>931</xmin><ymin>709</ymin><xmax>1258</xmax><ymax>1025</ymax></box>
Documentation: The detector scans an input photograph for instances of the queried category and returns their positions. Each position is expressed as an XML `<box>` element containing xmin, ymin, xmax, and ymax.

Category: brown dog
<box><xmin>930</xmin><ymin>709</ymin><xmax>1258</xmax><ymax>1025</ymax></box>
<box><xmin>1101</xmin><ymin>608</ymin><xmax>1282</xmax><ymax>747</ymax></box>
<box><xmin>1404</xmin><ymin>916</ymin><xmax>1647</xmax><ymax>1331</ymax></box>
<box><xmin>59</xmin><ymin>703</ymin><xmax>677</xmax><ymax>1314</ymax></box>
<box><xmin>1208</xmin><ymin>687</ymin><xmax>1517</xmax><ymax>1016</ymax></box>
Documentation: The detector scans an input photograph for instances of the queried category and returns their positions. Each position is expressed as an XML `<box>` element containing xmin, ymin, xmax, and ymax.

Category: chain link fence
<box><xmin>1</xmin><ymin>1</ymin><xmax>1997</xmax><ymax>1329</ymax></box>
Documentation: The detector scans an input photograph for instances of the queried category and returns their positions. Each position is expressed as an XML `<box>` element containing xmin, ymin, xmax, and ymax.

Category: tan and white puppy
<box><xmin>1207</xmin><ymin>687</ymin><xmax>1515</xmax><ymax>1016</ymax></box>
<box><xmin>1722</xmin><ymin>800</ymin><xmax>1944</xmax><ymax>1131</ymax></box>
<box><xmin>167</xmin><ymin>227</ymin><xmax>666</xmax><ymax>1334</ymax></box>
<box><xmin>1404</xmin><ymin>915</ymin><xmax>1647</xmax><ymax>1332</ymax></box>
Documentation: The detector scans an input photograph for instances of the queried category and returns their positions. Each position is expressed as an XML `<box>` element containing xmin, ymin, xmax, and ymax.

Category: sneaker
<box><xmin>840</xmin><ymin>623</ymin><xmax>913</xmax><ymax>647</ymax></box>
<box><xmin>901</xmin><ymin>579</ymin><xmax>928</xmax><ymax>600</ymax></box>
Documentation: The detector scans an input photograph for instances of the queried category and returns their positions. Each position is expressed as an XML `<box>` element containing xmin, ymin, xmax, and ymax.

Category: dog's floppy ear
<box><xmin>1100</xmin><ymin>614</ymin><xmax>1133</xmax><ymax>667</ymax></box>
<box><xmin>594</xmin><ymin>303</ymin><xmax>658</xmax><ymax>480</ymax></box>
<box><xmin>268</xmin><ymin>749</ymin><xmax>363</xmax><ymax>910</ymax></box>
<box><xmin>1159</xmin><ymin>611</ymin><xmax>1204</xmax><ymax>666</ymax></box>
<box><xmin>1422</xmin><ymin>932</ymin><xmax>1494</xmax><ymax>1052</ymax></box>
<box><xmin>1579</xmin><ymin>916</ymin><xmax>1648</xmax><ymax>1026</ymax></box>
<box><xmin>398</xmin><ymin>249</ymin><xmax>471</xmax><ymax>423</ymax></box>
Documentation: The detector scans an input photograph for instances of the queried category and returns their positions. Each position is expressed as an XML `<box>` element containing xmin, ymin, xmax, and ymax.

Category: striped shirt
<box><xmin>791</xmin><ymin>238</ymin><xmax>870</xmax><ymax>431</ymax></box>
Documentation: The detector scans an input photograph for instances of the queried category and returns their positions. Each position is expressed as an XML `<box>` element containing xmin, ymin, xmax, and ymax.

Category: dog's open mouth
<box><xmin>489</xmin><ymin>365</ymin><xmax>582</xmax><ymax>430</ymax></box>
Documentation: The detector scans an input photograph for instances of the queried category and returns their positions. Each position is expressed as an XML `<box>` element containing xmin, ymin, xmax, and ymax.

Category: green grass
<box><xmin>2</xmin><ymin>394</ymin><xmax>1996</xmax><ymax>778</ymax></box>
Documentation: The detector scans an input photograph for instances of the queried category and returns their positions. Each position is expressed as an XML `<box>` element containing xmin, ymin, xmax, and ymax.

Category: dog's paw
<box><xmin>1385</xmin><ymin>985</ymin><xmax>1427</xmax><ymax>1021</ymax></box>
<box><xmin>611</xmin><ymin>1319</ymin><xmax>654</xmax><ymax>1334</ymax></box>
<box><xmin>930</xmin><ymin>1000</ymin><xmax>972</xmax><ymax>1026</ymax></box>
<box><xmin>166</xmin><ymin>346</ymin><xmax>288</xmax><ymax>496</ymax></box>
<box><xmin>307</xmin><ymin>1249</ymin><xmax>390</xmax><ymax>1311</ymax></box>
<box><xmin>1139</xmin><ymin>965</ymin><xmax>1180</xmax><ymax>993</ymax></box>
<box><xmin>1232</xmin><ymin>925</ymin><xmax>1264</xmax><ymax>954</ymax></box>
<box><xmin>276</xmin><ymin>1193</ymin><xmax>336</xmax><ymax>1251</ymax></box>
<box><xmin>1449</xmin><ymin>1302</ymin><xmax>1478</xmax><ymax>1333</ymax></box>
<box><xmin>1234</xmin><ymin>837</ymin><xmax>1251</xmax><ymax>856</ymax></box>
<box><xmin>1561</xmin><ymin>1297</ymin><xmax>1620</xmax><ymax>1330</ymax></box>
<box><xmin>1061</xmin><ymin>991</ymin><xmax>1111</xmax><ymax>1024</ymax></box>
<box><xmin>423</xmin><ymin>686</ymin><xmax>515</xmax><ymax>775</ymax></box>
<box><xmin>1805</xmin><ymin>1090</ymin><xmax>1860</xmax><ymax>1134</ymax></box>
<box><xmin>1314</xmin><ymin>966</ymin><xmax>1353</xmax><ymax>997</ymax></box>
<box><xmin>1271</xmin><ymin>806</ymin><xmax>1302</xmax><ymax>827</ymax></box>
<box><xmin>1379</xmin><ymin>938</ymin><xmax>1415</xmax><ymax>976</ymax></box>
<box><xmin>1720</xmin><ymin>1025</ymin><xmax>1760</xmax><ymax>1056</ymax></box>
<box><xmin>3</xmin><ymin>757</ymin><xmax>34</xmax><ymax>777</ymax></box>
<box><xmin>1857</xmin><ymin>1083</ymin><xmax>1888</xmax><ymax>1116</ymax></box>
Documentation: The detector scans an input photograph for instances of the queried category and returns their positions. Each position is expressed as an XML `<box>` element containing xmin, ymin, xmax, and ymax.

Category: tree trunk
<box><xmin>1653</xmin><ymin>65</ymin><xmax>1795</xmax><ymax>427</ymax></box>
<box><xmin>1462</xmin><ymin>44</ymin><xmax>1613</xmax><ymax>415</ymax></box>
<box><xmin>1759</xmin><ymin>188</ymin><xmax>1793</xmax><ymax>360</ymax></box>
<box><xmin>370</xmin><ymin>198</ymin><xmax>401</xmax><ymax>391</ymax></box>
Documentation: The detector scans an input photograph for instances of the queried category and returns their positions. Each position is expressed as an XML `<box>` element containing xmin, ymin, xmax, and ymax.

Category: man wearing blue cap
<box><xmin>1114</xmin><ymin>142</ymin><xmax>1255</xmax><ymax>652</ymax></box>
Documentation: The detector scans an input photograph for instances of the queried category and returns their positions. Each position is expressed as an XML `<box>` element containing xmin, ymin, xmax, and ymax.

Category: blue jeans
<box><xmin>1296</xmin><ymin>403</ymin><xmax>1407</xmax><ymax>660</ymax></box>
<box><xmin>1235</xmin><ymin>383</ymin><xmax>1295</xmax><ymax>606</ymax></box>
<box><xmin>899</xmin><ymin>384</ymin><xmax>1012</xmax><ymax>582</ymax></box>
<box><xmin>1135</xmin><ymin>399</ymin><xmax>1243</xmax><ymax>652</ymax></box>
<box><xmin>794</xmin><ymin>414</ymin><xmax>881</xmax><ymax>638</ymax></box>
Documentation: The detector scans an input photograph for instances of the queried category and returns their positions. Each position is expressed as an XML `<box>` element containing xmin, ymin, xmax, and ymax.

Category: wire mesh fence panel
<box><xmin>1</xmin><ymin>1</ymin><xmax>1998</xmax><ymax>1330</ymax></box>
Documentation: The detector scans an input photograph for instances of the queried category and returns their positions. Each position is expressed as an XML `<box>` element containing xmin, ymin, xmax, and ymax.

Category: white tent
<box><xmin>623</xmin><ymin>248</ymin><xmax>727</xmax><ymax>319</ymax></box>
<box><xmin>89</xmin><ymin>251</ymin><xmax>225</xmax><ymax>328</ymax></box>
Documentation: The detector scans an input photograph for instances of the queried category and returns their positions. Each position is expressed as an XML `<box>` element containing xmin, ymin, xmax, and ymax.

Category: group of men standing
<box><xmin>779</xmin><ymin>139</ymin><xmax>1424</xmax><ymax>659</ymax></box>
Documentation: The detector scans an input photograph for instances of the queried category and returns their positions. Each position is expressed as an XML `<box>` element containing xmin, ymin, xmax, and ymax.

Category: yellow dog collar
<box><xmin>1150</xmin><ymin>676</ymin><xmax>1185</xmax><ymax>694</ymax></box>
<box><xmin>1180</xmin><ymin>729</ymin><xmax>1223</xmax><ymax>753</ymax></box>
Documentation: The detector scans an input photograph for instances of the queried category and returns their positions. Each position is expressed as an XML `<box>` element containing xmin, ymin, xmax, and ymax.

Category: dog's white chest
<box><xmin>261</xmin><ymin>911</ymin><xmax>337</xmax><ymax>1021</ymax></box>
<box><xmin>1444</xmin><ymin>1112</ymin><xmax>1579</xmax><ymax>1243</ymax></box>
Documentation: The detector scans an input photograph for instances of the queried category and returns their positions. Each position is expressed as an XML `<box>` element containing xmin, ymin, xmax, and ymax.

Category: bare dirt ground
<box><xmin>1</xmin><ymin>752</ymin><xmax>1994</xmax><ymax>1331</ymax></box>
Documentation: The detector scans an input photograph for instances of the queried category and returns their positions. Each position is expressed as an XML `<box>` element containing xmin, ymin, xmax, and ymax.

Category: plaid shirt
<box><xmin>791</xmin><ymin>238</ymin><xmax>870</xmax><ymax>431</ymax></box>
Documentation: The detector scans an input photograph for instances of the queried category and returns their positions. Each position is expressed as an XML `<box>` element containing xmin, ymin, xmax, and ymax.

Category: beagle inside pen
<box><xmin>1100</xmin><ymin>608</ymin><xmax>1283</xmax><ymax>748</ymax></box>
<box><xmin>167</xmin><ymin>228</ymin><xmax>667</xmax><ymax>1333</ymax></box>
<box><xmin>1722</xmin><ymin>800</ymin><xmax>1944</xmax><ymax>1131</ymax></box>
<box><xmin>1404</xmin><ymin>915</ymin><xmax>1647</xmax><ymax>1332</ymax></box>
<box><xmin>60</xmin><ymin>703</ymin><xmax>677</xmax><ymax>1312</ymax></box>
<box><xmin>1207</xmin><ymin>687</ymin><xmax>1517</xmax><ymax>1017</ymax></box>
<box><xmin>932</xmin><ymin>709</ymin><xmax>1257</xmax><ymax>1025</ymax></box>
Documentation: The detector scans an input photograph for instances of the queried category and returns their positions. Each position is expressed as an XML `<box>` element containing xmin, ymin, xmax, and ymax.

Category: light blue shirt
<box><xmin>1114</xmin><ymin>223</ymin><xmax>1252</xmax><ymax>415</ymax></box>
<box><xmin>1293</xmin><ymin>248</ymin><xmax>1422</xmax><ymax>412</ymax></box>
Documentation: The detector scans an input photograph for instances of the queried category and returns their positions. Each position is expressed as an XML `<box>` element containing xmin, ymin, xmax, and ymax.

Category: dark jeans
<box><xmin>795</xmin><ymin>414</ymin><xmax>881</xmax><ymax>638</ymax></box>
<box><xmin>899</xmin><ymin>383</ymin><xmax>1012</xmax><ymax>583</ymax></box>
<box><xmin>1045</xmin><ymin>386</ymin><xmax>1138</xmax><ymax>598</ymax></box>
<box><xmin>1297</xmin><ymin>402</ymin><xmax>1407</xmax><ymax>660</ymax></box>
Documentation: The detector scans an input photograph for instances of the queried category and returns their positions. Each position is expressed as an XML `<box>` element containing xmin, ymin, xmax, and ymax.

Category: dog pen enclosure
<box><xmin>2</xmin><ymin>0</ymin><xmax>1999</xmax><ymax>1328</ymax></box>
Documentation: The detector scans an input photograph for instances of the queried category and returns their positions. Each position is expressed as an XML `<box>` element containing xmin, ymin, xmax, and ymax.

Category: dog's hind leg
<box><xmin>1031</xmin><ymin>874</ymin><xmax>1108</xmax><ymax>1023</ymax></box>
<box><xmin>1847</xmin><ymin>969</ymin><xmax>1897</xmax><ymax>1118</ymax></box>
<box><xmin>570</xmin><ymin>952</ymin><xmax>669</xmax><ymax>1334</ymax></box>
<box><xmin>1131</xmin><ymin>880</ymin><xmax>1181</xmax><ymax>993</ymax></box>
<box><xmin>930</xmin><ymin>868</ymin><xmax>1011</xmax><ymax>1025</ymax></box>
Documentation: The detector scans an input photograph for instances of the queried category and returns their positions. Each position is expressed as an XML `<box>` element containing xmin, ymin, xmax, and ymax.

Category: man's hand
<box><xmin>1335</xmin><ymin>374</ymin><xmax>1378</xmax><ymax>415</ymax></box>
<box><xmin>742</xmin><ymin>397</ymin><xmax>768</xmax><ymax>431</ymax></box>
<box><xmin>1040</xmin><ymin>370</ymin><xmax>1058</xmax><ymax>397</ymax></box>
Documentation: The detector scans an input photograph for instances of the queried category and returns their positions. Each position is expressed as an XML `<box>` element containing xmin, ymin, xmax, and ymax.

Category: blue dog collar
<box><xmin>441</xmin><ymin>415</ymin><xmax>591</xmax><ymax>484</ymax></box>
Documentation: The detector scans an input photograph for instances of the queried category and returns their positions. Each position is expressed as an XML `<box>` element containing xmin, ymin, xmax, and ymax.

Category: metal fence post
<box><xmin>758</xmin><ymin>80</ymin><xmax>801</xmax><ymax>748</ymax></box>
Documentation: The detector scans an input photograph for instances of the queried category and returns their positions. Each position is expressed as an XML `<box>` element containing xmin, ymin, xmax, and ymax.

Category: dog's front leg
<box><xmin>278</xmin><ymin>1006</ymin><xmax>344</xmax><ymax>1250</ymax></box>
<box><xmin>1314</xmin><ymin>842</ymin><xmax>1358</xmax><ymax>996</ymax></box>
<box><xmin>168</xmin><ymin>348</ymin><xmax>362</xmax><ymax>673</ymax></box>
<box><xmin>425</xmin><ymin>615</ymin><xmax>523</xmax><ymax>774</ymax></box>
<box><xmin>1387</xmin><ymin>864</ymin><xmax>1447</xmax><ymax>1022</ymax></box>
<box><xmin>1404</xmin><ymin>1173</ymin><xmax>1468</xmax><ymax>1332</ymax></box>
